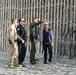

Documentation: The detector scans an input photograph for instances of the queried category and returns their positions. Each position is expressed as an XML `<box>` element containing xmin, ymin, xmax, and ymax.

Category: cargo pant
<box><xmin>30</xmin><ymin>40</ymin><xmax>36</xmax><ymax>63</ymax></box>
<box><xmin>8</xmin><ymin>43</ymin><xmax>18</xmax><ymax>67</ymax></box>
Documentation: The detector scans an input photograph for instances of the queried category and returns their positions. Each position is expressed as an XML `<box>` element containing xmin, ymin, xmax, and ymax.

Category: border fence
<box><xmin>0</xmin><ymin>0</ymin><xmax>76</xmax><ymax>58</ymax></box>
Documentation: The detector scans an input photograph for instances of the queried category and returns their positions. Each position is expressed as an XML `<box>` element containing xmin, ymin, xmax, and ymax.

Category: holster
<box><xmin>30</xmin><ymin>35</ymin><xmax>34</xmax><ymax>41</ymax></box>
<box><xmin>9</xmin><ymin>40</ymin><xmax>12</xmax><ymax>44</ymax></box>
<box><xmin>34</xmin><ymin>35</ymin><xmax>38</xmax><ymax>40</ymax></box>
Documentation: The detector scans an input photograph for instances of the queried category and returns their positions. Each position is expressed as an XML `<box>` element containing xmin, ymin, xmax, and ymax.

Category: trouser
<box><xmin>43</xmin><ymin>43</ymin><xmax>52</xmax><ymax>62</ymax></box>
<box><xmin>8</xmin><ymin>43</ymin><xmax>18</xmax><ymax>66</ymax></box>
<box><xmin>18</xmin><ymin>43</ymin><xmax>26</xmax><ymax>64</ymax></box>
<box><xmin>30</xmin><ymin>40</ymin><xmax>36</xmax><ymax>63</ymax></box>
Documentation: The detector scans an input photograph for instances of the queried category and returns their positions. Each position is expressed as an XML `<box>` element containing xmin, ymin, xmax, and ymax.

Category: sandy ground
<box><xmin>0</xmin><ymin>51</ymin><xmax>76</xmax><ymax>75</ymax></box>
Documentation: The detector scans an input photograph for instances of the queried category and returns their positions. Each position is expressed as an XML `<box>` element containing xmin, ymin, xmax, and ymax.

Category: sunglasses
<box><xmin>21</xmin><ymin>21</ymin><xmax>25</xmax><ymax>22</ymax></box>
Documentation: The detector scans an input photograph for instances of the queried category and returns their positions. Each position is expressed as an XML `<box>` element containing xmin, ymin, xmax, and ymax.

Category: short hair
<box><xmin>18</xmin><ymin>18</ymin><xmax>21</xmax><ymax>23</ymax></box>
<box><xmin>11</xmin><ymin>18</ymin><xmax>16</xmax><ymax>23</ymax></box>
<box><xmin>33</xmin><ymin>17</ymin><xmax>38</xmax><ymax>20</ymax></box>
<box><xmin>18</xmin><ymin>18</ymin><xmax>25</xmax><ymax>23</ymax></box>
<box><xmin>43</xmin><ymin>22</ymin><xmax>49</xmax><ymax>28</ymax></box>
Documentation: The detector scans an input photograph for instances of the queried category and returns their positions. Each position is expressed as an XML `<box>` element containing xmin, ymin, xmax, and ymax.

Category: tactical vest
<box><xmin>43</xmin><ymin>28</ymin><xmax>52</xmax><ymax>44</ymax></box>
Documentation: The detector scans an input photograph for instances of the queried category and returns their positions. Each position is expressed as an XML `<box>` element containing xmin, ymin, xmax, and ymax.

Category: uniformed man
<box><xmin>8</xmin><ymin>18</ymin><xmax>18</xmax><ymax>68</ymax></box>
<box><xmin>41</xmin><ymin>22</ymin><xmax>54</xmax><ymax>64</ymax></box>
<box><xmin>17</xmin><ymin>18</ymin><xmax>27</xmax><ymax>67</ymax></box>
<box><xmin>30</xmin><ymin>17</ymin><xmax>45</xmax><ymax>64</ymax></box>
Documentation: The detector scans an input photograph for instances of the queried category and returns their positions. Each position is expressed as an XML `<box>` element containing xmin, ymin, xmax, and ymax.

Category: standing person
<box><xmin>17</xmin><ymin>18</ymin><xmax>27</xmax><ymax>67</ymax></box>
<box><xmin>8</xmin><ymin>18</ymin><xmax>18</xmax><ymax>68</ymax></box>
<box><xmin>41</xmin><ymin>22</ymin><xmax>54</xmax><ymax>64</ymax></box>
<box><xmin>30</xmin><ymin>17</ymin><xmax>45</xmax><ymax>64</ymax></box>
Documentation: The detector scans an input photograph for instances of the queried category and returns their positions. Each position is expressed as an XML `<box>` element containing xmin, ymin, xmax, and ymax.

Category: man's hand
<box><xmin>13</xmin><ymin>45</ymin><xmax>16</xmax><ymax>49</ymax></box>
<box><xmin>43</xmin><ymin>19</ymin><xmax>46</xmax><ymax>22</ymax></box>
<box><xmin>51</xmin><ymin>42</ymin><xmax>54</xmax><ymax>46</ymax></box>
<box><xmin>22</xmin><ymin>39</ymin><xmax>25</xmax><ymax>44</ymax></box>
<box><xmin>37</xmin><ymin>18</ymin><xmax>40</xmax><ymax>21</ymax></box>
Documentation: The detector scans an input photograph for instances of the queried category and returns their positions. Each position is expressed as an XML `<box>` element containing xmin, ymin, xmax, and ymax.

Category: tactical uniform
<box><xmin>8</xmin><ymin>24</ymin><xmax>18</xmax><ymax>67</ymax></box>
<box><xmin>17</xmin><ymin>24</ymin><xmax>26</xmax><ymax>65</ymax></box>
<box><xmin>30</xmin><ymin>21</ymin><xmax>43</xmax><ymax>64</ymax></box>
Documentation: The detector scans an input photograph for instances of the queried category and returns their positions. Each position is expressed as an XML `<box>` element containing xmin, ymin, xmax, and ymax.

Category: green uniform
<box><xmin>30</xmin><ymin>21</ymin><xmax>43</xmax><ymax>64</ymax></box>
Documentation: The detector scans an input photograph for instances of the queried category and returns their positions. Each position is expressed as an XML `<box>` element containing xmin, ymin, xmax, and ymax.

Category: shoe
<box><xmin>48</xmin><ymin>59</ymin><xmax>51</xmax><ymax>63</ymax></box>
<box><xmin>22</xmin><ymin>64</ymin><xmax>26</xmax><ymax>67</ymax></box>
<box><xmin>48</xmin><ymin>61</ymin><xmax>51</xmax><ymax>63</ymax></box>
<box><xmin>34</xmin><ymin>59</ymin><xmax>39</xmax><ymax>61</ymax></box>
<box><xmin>14</xmin><ymin>64</ymin><xmax>20</xmax><ymax>67</ymax></box>
<box><xmin>8</xmin><ymin>66</ymin><xmax>16</xmax><ymax>68</ymax></box>
<box><xmin>30</xmin><ymin>61</ymin><xmax>36</xmax><ymax>65</ymax></box>
<box><xmin>18</xmin><ymin>64</ymin><xmax>23</xmax><ymax>67</ymax></box>
<box><xmin>43</xmin><ymin>61</ymin><xmax>48</xmax><ymax>64</ymax></box>
<box><xmin>18</xmin><ymin>64</ymin><xmax>26</xmax><ymax>67</ymax></box>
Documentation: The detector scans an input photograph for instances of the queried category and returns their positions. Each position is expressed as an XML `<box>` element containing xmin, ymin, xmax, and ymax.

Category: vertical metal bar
<box><xmin>62</xmin><ymin>0</ymin><xmax>66</xmax><ymax>55</ymax></box>
<box><xmin>47</xmin><ymin>0</ymin><xmax>49</xmax><ymax>23</ymax></box>
<box><xmin>21</xmin><ymin>0</ymin><xmax>22</xmax><ymax>17</ymax></box>
<box><xmin>54</xmin><ymin>0</ymin><xmax>56</xmax><ymax>54</ymax></box>
<box><xmin>33</xmin><ymin>0</ymin><xmax>35</xmax><ymax>17</ymax></box>
<box><xmin>56</xmin><ymin>0</ymin><xmax>59</xmax><ymax>55</ymax></box>
<box><xmin>2</xmin><ymin>0</ymin><xmax>4</xmax><ymax>50</ymax></box>
<box><xmin>57</xmin><ymin>0</ymin><xmax>62</xmax><ymax>56</ymax></box>
<box><xmin>1</xmin><ymin>0</ymin><xmax>3</xmax><ymax>50</ymax></box>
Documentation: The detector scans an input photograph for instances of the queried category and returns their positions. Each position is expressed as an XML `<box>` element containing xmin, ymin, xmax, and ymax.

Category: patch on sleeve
<box><xmin>17</xmin><ymin>28</ymin><xmax>20</xmax><ymax>31</ymax></box>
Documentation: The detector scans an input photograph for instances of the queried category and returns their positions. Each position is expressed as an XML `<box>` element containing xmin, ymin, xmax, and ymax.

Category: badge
<box><xmin>17</xmin><ymin>28</ymin><xmax>20</xmax><ymax>31</ymax></box>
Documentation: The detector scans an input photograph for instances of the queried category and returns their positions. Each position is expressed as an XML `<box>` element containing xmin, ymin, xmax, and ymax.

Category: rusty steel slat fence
<box><xmin>0</xmin><ymin>0</ymin><xmax>76</xmax><ymax>58</ymax></box>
